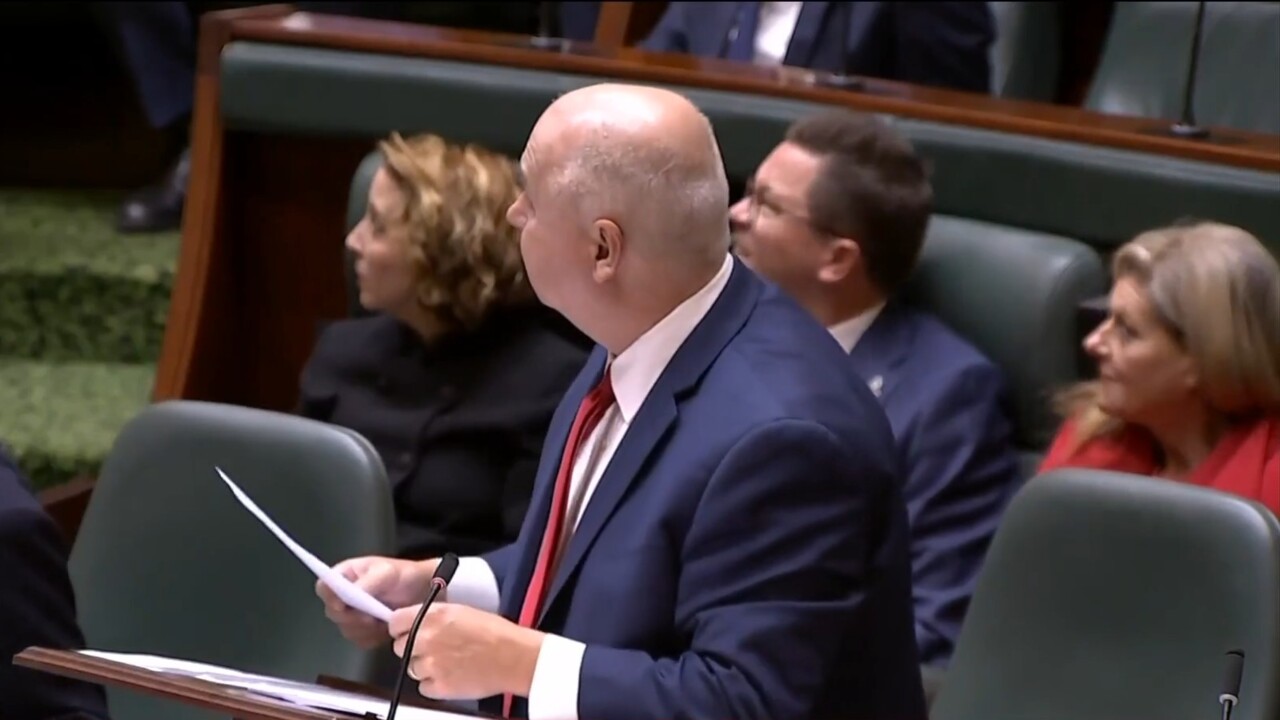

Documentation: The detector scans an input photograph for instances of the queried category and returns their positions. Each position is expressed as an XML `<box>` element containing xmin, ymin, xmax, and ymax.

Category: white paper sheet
<box><xmin>215</xmin><ymin>466</ymin><xmax>393</xmax><ymax>622</ymax></box>
<box><xmin>78</xmin><ymin>651</ymin><xmax>471</xmax><ymax>720</ymax></box>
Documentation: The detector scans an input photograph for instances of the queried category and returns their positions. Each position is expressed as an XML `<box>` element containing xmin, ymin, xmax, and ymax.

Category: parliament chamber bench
<box><xmin>148</xmin><ymin>8</ymin><xmax>1278</xmax><ymax>478</ymax></box>
<box><xmin>31</xmin><ymin>7</ymin><xmax>1280</xmax><ymax>717</ymax></box>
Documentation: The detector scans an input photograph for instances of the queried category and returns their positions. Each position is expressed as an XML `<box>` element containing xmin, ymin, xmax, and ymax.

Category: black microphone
<box><xmin>385</xmin><ymin>553</ymin><xmax>460</xmax><ymax>720</ymax></box>
<box><xmin>1219</xmin><ymin>649</ymin><xmax>1245</xmax><ymax>720</ymax></box>
<box><xmin>1170</xmin><ymin>0</ymin><xmax>1210</xmax><ymax>139</ymax></box>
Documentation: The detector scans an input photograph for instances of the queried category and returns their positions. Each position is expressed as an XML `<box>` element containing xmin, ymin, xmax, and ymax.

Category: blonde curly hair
<box><xmin>378</xmin><ymin>132</ymin><xmax>532</xmax><ymax>331</ymax></box>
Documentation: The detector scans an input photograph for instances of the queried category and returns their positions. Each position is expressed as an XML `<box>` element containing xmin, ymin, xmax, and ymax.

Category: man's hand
<box><xmin>317</xmin><ymin>556</ymin><xmax>438</xmax><ymax>648</ymax></box>
<box><xmin>388</xmin><ymin>602</ymin><xmax>544</xmax><ymax>700</ymax></box>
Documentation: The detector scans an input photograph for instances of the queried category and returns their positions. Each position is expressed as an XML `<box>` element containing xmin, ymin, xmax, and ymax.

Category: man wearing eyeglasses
<box><xmin>731</xmin><ymin>110</ymin><xmax>1022</xmax><ymax>671</ymax></box>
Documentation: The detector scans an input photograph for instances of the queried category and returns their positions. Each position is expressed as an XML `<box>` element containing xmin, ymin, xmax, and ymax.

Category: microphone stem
<box><xmin>1180</xmin><ymin>0</ymin><xmax>1207</xmax><ymax>127</ymax></box>
<box><xmin>386</xmin><ymin>581</ymin><xmax>445</xmax><ymax>720</ymax></box>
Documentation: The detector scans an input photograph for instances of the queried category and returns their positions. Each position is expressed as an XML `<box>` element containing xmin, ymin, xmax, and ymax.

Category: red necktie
<box><xmin>504</xmin><ymin>369</ymin><xmax>615</xmax><ymax>717</ymax></box>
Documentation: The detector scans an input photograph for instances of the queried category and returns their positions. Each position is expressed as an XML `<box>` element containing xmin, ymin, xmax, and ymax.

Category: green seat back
<box><xmin>345</xmin><ymin>150</ymin><xmax>385</xmax><ymax>317</ymax></box>
<box><xmin>933</xmin><ymin>469</ymin><xmax>1280</xmax><ymax>720</ymax></box>
<box><xmin>68</xmin><ymin>400</ymin><xmax>395</xmax><ymax>720</ymax></box>
<box><xmin>904</xmin><ymin>217</ymin><xmax>1108</xmax><ymax>457</ymax></box>
<box><xmin>1086</xmin><ymin>2</ymin><xmax>1280</xmax><ymax>134</ymax></box>
<box><xmin>989</xmin><ymin>2</ymin><xmax>1062</xmax><ymax>102</ymax></box>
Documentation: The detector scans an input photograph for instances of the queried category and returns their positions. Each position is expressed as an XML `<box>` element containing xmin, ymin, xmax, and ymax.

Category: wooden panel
<box><xmin>154</xmin><ymin>132</ymin><xmax>369</xmax><ymax>411</ymax></box>
<box><xmin>216</xmin><ymin>12</ymin><xmax>1279</xmax><ymax>171</ymax></box>
<box><xmin>38</xmin><ymin>477</ymin><xmax>96</xmax><ymax>546</ymax></box>
<box><xmin>593</xmin><ymin>1</ymin><xmax>669</xmax><ymax>49</ymax></box>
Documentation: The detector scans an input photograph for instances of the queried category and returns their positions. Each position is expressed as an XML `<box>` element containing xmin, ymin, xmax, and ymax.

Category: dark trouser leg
<box><xmin>93</xmin><ymin>1</ymin><xmax>195</xmax><ymax>232</ymax></box>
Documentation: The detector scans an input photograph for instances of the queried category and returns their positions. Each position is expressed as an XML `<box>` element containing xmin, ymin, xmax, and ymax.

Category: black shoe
<box><xmin>117</xmin><ymin>147</ymin><xmax>191</xmax><ymax>233</ymax></box>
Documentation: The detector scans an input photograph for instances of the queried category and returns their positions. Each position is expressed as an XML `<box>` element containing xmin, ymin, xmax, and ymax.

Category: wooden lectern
<box><xmin>13</xmin><ymin>647</ymin><xmax>488</xmax><ymax>720</ymax></box>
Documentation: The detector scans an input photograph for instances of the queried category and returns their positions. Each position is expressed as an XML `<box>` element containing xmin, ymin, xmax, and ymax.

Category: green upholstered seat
<box><xmin>904</xmin><ymin>217</ymin><xmax>1108</xmax><ymax>469</ymax></box>
<box><xmin>1086</xmin><ymin>1</ymin><xmax>1280</xmax><ymax>134</ymax></box>
<box><xmin>217</xmin><ymin>41</ymin><xmax>1280</xmax><ymax>259</ymax></box>
<box><xmin>68</xmin><ymin>400</ymin><xmax>395</xmax><ymax>720</ymax></box>
<box><xmin>989</xmin><ymin>1</ymin><xmax>1062</xmax><ymax>102</ymax></box>
<box><xmin>932</xmin><ymin>468</ymin><xmax>1280</xmax><ymax>720</ymax></box>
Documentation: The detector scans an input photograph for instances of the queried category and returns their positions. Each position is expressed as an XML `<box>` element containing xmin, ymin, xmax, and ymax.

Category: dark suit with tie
<box><xmin>847</xmin><ymin>302</ymin><xmax>1022</xmax><ymax>666</ymax></box>
<box><xmin>641</xmin><ymin>1</ymin><xmax>994</xmax><ymax>93</ymax></box>
<box><xmin>485</xmin><ymin>261</ymin><xmax>926</xmax><ymax>719</ymax></box>
<box><xmin>0</xmin><ymin>449</ymin><xmax>110</xmax><ymax>720</ymax></box>
<box><xmin>297</xmin><ymin>306</ymin><xmax>587</xmax><ymax>560</ymax></box>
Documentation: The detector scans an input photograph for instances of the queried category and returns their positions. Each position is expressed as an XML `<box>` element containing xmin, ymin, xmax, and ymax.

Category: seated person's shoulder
<box><xmin>709</xmin><ymin>292</ymin><xmax>898</xmax><ymax>452</ymax></box>
<box><xmin>899</xmin><ymin>305</ymin><xmax>1008</xmax><ymax>392</ymax></box>
<box><xmin>308</xmin><ymin>315</ymin><xmax>402</xmax><ymax>366</ymax></box>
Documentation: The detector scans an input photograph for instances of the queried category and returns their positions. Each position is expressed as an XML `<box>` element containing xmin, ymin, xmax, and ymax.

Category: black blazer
<box><xmin>297</xmin><ymin>307</ymin><xmax>588</xmax><ymax>560</ymax></box>
<box><xmin>0</xmin><ymin>448</ymin><xmax>110</xmax><ymax>720</ymax></box>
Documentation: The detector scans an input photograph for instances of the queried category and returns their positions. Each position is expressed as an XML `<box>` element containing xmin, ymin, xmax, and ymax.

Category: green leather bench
<box><xmin>1087</xmin><ymin>1</ymin><xmax>1280</xmax><ymax>135</ymax></box>
<box><xmin>219</xmin><ymin>40</ymin><xmax>1277</xmax><ymax>457</ymax></box>
<box><xmin>219</xmin><ymin>42</ymin><xmax>1280</xmax><ymax>256</ymax></box>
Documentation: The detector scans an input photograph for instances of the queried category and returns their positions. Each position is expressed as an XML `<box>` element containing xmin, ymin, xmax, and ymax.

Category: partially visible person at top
<box><xmin>1040</xmin><ymin>221</ymin><xmax>1280</xmax><ymax>514</ymax></box>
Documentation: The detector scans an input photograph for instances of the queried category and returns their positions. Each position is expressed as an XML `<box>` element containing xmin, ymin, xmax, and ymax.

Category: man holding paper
<box><xmin>318</xmin><ymin>83</ymin><xmax>926</xmax><ymax>720</ymax></box>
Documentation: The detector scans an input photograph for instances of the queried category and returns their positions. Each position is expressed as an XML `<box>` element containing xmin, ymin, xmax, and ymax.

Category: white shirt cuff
<box><xmin>442</xmin><ymin>557</ymin><xmax>500</xmax><ymax>614</ymax></box>
<box><xmin>526</xmin><ymin>634</ymin><xmax>585</xmax><ymax>720</ymax></box>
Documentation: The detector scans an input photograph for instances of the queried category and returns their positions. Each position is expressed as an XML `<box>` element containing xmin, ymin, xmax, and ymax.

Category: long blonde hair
<box><xmin>1056</xmin><ymin>221</ymin><xmax>1280</xmax><ymax>446</ymax></box>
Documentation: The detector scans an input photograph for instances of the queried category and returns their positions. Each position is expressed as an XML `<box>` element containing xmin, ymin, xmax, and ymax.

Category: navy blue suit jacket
<box><xmin>640</xmin><ymin>1</ymin><xmax>994</xmax><ymax>93</ymax></box>
<box><xmin>482</xmin><ymin>261</ymin><xmax>926</xmax><ymax>720</ymax></box>
<box><xmin>0</xmin><ymin>450</ymin><xmax>110</xmax><ymax>720</ymax></box>
<box><xmin>847</xmin><ymin>303</ymin><xmax>1022</xmax><ymax>666</ymax></box>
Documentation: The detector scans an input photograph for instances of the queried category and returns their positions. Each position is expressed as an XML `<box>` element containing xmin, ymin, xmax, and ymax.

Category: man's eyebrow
<box><xmin>515</xmin><ymin>165</ymin><xmax>527</xmax><ymax>189</ymax></box>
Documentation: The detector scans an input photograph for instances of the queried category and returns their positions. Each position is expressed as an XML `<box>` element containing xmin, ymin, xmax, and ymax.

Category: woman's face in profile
<box><xmin>346</xmin><ymin>167</ymin><xmax>418</xmax><ymax>315</ymax></box>
<box><xmin>1083</xmin><ymin>276</ymin><xmax>1199</xmax><ymax>427</ymax></box>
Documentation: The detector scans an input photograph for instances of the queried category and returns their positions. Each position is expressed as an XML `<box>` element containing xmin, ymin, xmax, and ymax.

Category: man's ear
<box><xmin>816</xmin><ymin>236</ymin><xmax>862</xmax><ymax>284</ymax></box>
<box><xmin>592</xmin><ymin>219</ymin><xmax>624</xmax><ymax>281</ymax></box>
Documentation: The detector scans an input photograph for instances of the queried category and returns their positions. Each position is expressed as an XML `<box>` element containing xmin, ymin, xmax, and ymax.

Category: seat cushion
<box><xmin>903</xmin><ymin>217</ymin><xmax>1108</xmax><ymax>450</ymax></box>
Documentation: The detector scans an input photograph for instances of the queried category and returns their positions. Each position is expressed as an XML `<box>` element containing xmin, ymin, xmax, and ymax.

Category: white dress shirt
<box><xmin>753</xmin><ymin>1</ymin><xmax>804</xmax><ymax>65</ymax></box>
<box><xmin>827</xmin><ymin>302</ymin><xmax>886</xmax><ymax>354</ymax></box>
<box><xmin>446</xmin><ymin>253</ymin><xmax>735</xmax><ymax>720</ymax></box>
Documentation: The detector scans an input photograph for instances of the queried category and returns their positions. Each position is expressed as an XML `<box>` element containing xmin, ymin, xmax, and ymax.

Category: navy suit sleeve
<box><xmin>577</xmin><ymin>420</ymin><xmax>885</xmax><ymax>719</ymax></box>
<box><xmin>902</xmin><ymin>362</ymin><xmax>1021</xmax><ymax>665</ymax></box>
<box><xmin>0</xmin><ymin>506</ymin><xmax>110</xmax><ymax>720</ymax></box>
<box><xmin>892</xmin><ymin>2</ymin><xmax>995</xmax><ymax>92</ymax></box>
<box><xmin>637</xmin><ymin>3</ymin><xmax>690</xmax><ymax>53</ymax></box>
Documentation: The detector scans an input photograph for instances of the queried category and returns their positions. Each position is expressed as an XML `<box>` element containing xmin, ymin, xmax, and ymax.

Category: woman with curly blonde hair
<box><xmin>298</xmin><ymin>132</ymin><xmax>587</xmax><ymax>560</ymax></box>
<box><xmin>1039</xmin><ymin>221</ymin><xmax>1279</xmax><ymax>513</ymax></box>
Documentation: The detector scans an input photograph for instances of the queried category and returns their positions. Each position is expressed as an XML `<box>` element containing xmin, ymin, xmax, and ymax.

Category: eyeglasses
<box><xmin>740</xmin><ymin>180</ymin><xmax>829</xmax><ymax>235</ymax></box>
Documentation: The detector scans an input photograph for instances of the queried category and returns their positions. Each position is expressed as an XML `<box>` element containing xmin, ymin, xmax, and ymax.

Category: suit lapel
<box><xmin>705</xmin><ymin>1</ymin><xmax>750</xmax><ymax>58</ymax></box>
<box><xmin>501</xmin><ymin>348</ymin><xmax>608</xmax><ymax>619</ymax></box>
<box><xmin>537</xmin><ymin>259</ymin><xmax>763</xmax><ymax>622</ymax></box>
<box><xmin>846</xmin><ymin>302</ymin><xmax>913</xmax><ymax>403</ymax></box>
<box><xmin>783</xmin><ymin>1</ymin><xmax>831</xmax><ymax>67</ymax></box>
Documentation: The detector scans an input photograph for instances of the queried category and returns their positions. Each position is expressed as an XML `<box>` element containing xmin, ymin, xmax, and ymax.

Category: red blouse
<box><xmin>1039</xmin><ymin>414</ymin><xmax>1280</xmax><ymax>515</ymax></box>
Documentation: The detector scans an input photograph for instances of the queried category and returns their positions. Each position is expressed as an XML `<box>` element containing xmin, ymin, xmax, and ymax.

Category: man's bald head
<box><xmin>527</xmin><ymin>83</ymin><xmax>730</xmax><ymax>260</ymax></box>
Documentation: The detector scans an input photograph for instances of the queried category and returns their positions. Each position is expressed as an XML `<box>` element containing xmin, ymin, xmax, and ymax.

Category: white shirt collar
<box><xmin>828</xmin><ymin>302</ymin><xmax>887</xmax><ymax>354</ymax></box>
<box><xmin>608</xmin><ymin>254</ymin><xmax>735</xmax><ymax>423</ymax></box>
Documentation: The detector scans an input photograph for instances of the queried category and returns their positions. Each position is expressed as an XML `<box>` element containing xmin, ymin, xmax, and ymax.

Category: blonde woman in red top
<box><xmin>1040</xmin><ymin>221</ymin><xmax>1280</xmax><ymax>514</ymax></box>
